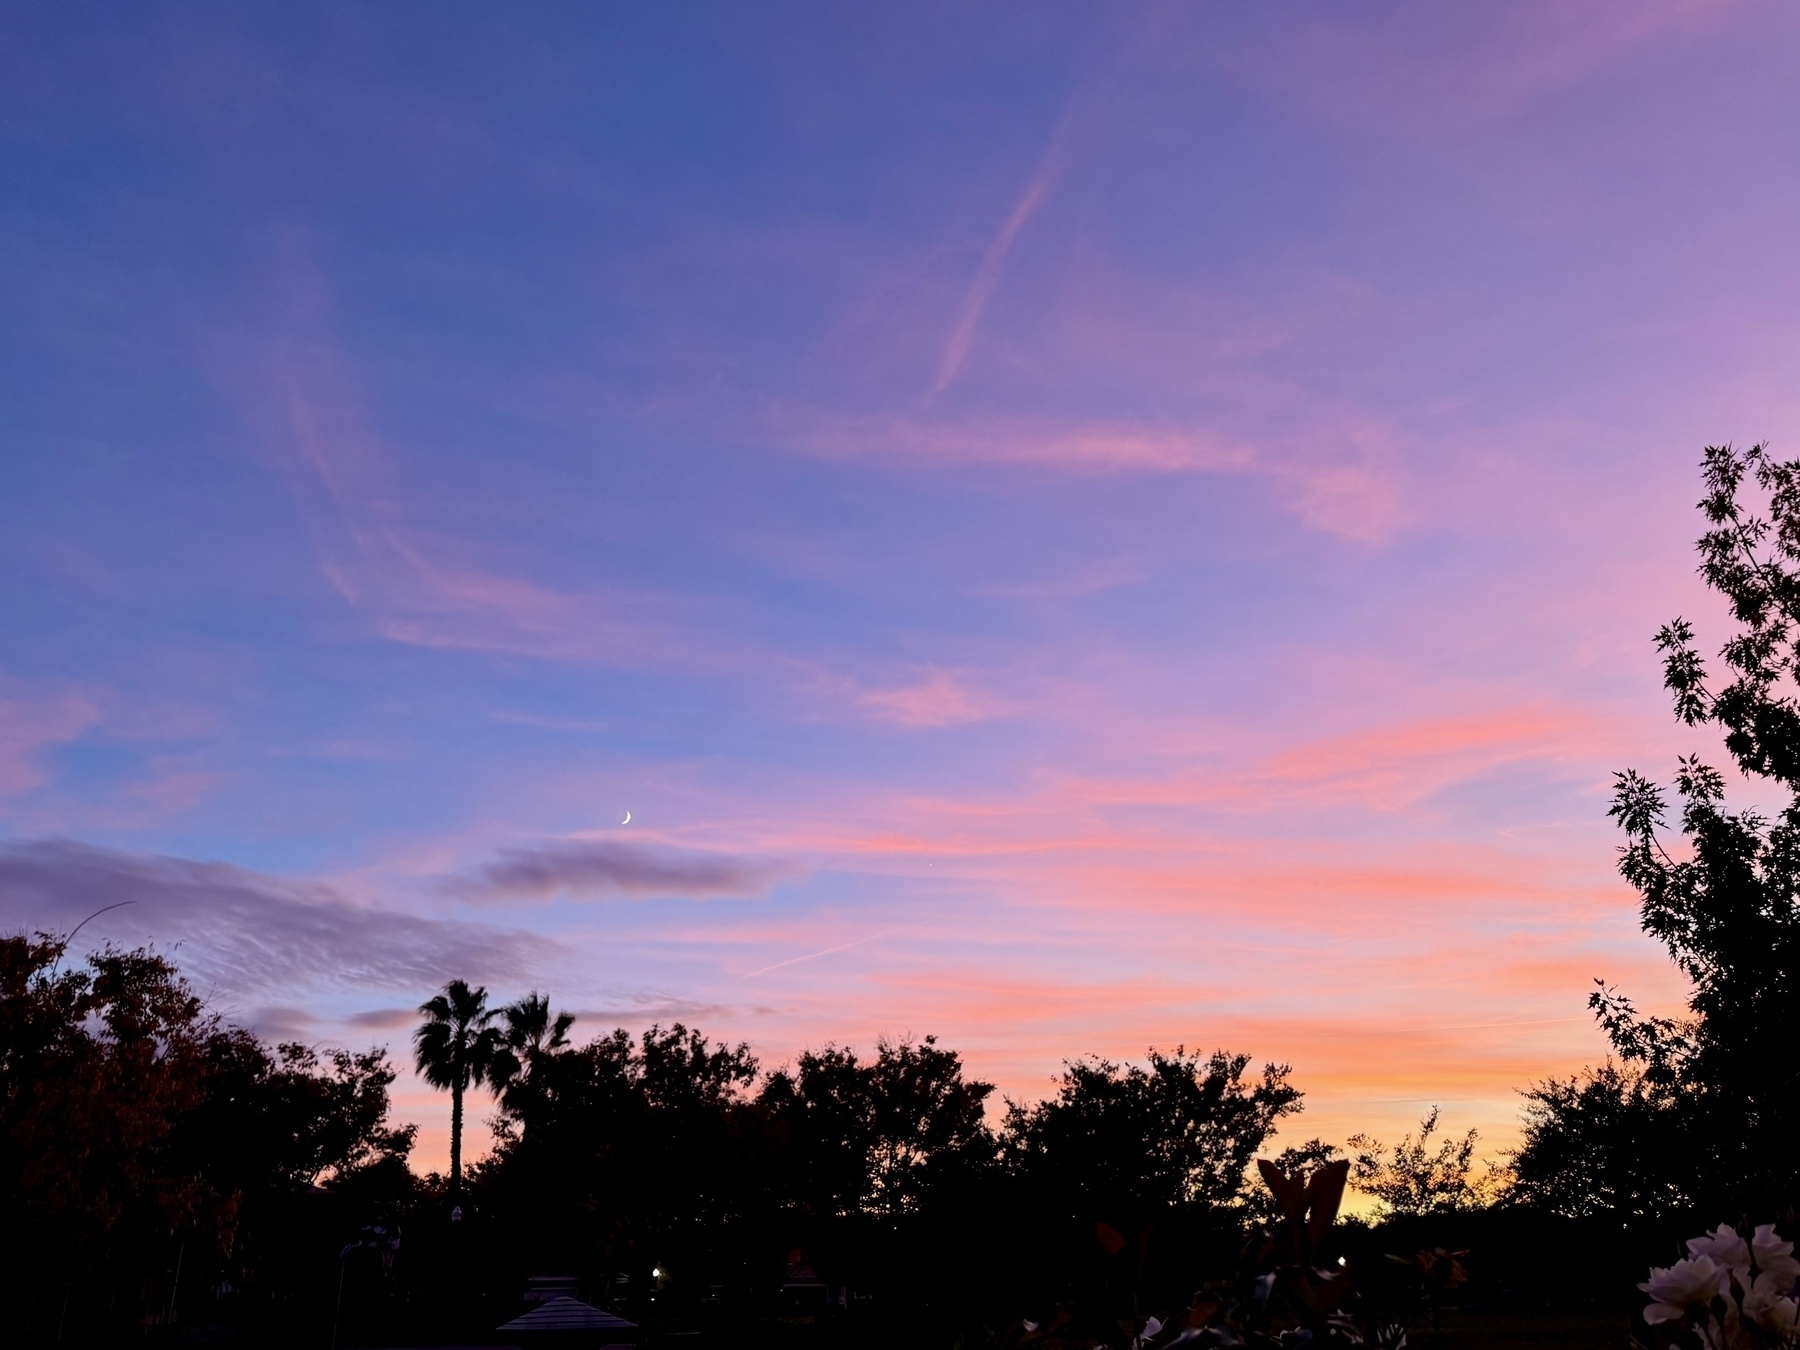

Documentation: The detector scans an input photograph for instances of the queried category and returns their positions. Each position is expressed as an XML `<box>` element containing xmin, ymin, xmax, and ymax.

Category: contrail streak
<box><xmin>738</xmin><ymin>929</ymin><xmax>896</xmax><ymax>980</ymax></box>
<box><xmin>932</xmin><ymin>28</ymin><xmax>1140</xmax><ymax>394</ymax></box>
<box><xmin>932</xmin><ymin>152</ymin><xmax>1064</xmax><ymax>393</ymax></box>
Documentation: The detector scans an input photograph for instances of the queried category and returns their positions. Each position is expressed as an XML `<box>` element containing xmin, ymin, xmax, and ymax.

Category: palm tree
<box><xmin>413</xmin><ymin>979</ymin><xmax>507</xmax><ymax>1191</ymax></box>
<box><xmin>499</xmin><ymin>991</ymin><xmax>575</xmax><ymax>1133</ymax></box>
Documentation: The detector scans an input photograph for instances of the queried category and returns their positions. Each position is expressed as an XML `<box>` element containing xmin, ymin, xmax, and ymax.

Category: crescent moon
<box><xmin>621</xmin><ymin>810</ymin><xmax>631</xmax><ymax>825</ymax></box>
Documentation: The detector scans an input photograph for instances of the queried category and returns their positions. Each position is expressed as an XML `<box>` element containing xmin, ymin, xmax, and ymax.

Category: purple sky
<box><xmin>3</xmin><ymin>0</ymin><xmax>1792</xmax><ymax>1170</ymax></box>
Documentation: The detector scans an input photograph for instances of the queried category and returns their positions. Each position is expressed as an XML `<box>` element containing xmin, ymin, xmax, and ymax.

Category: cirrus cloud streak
<box><xmin>0</xmin><ymin>838</ymin><xmax>553</xmax><ymax>999</ymax></box>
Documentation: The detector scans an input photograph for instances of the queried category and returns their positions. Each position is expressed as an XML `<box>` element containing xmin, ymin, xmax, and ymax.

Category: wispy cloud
<box><xmin>757</xmin><ymin>406</ymin><xmax>1406</xmax><ymax>542</ymax></box>
<box><xmin>1234</xmin><ymin>0</ymin><xmax>1739</xmax><ymax>138</ymax></box>
<box><xmin>786</xmin><ymin>412</ymin><xmax>1253</xmax><ymax>474</ymax></box>
<box><xmin>0</xmin><ymin>838</ymin><xmax>553</xmax><ymax>997</ymax></box>
<box><xmin>0</xmin><ymin>681</ymin><xmax>100</xmax><ymax>796</ymax></box>
<box><xmin>856</xmin><ymin>669</ymin><xmax>996</xmax><ymax>728</ymax></box>
<box><xmin>787</xmin><ymin>663</ymin><xmax>1013</xmax><ymax>729</ymax></box>
<box><xmin>448</xmin><ymin>837</ymin><xmax>801</xmax><ymax>902</ymax></box>
<box><xmin>727</xmin><ymin>699</ymin><xmax>1642</xmax><ymax>899</ymax></box>
<box><xmin>258</xmin><ymin>264</ymin><xmax>726</xmax><ymax>671</ymax></box>
<box><xmin>979</xmin><ymin>555</ymin><xmax>1149</xmax><ymax>602</ymax></box>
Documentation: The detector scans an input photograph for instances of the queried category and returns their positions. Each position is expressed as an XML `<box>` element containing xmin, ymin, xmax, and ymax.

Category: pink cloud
<box><xmin>356</xmin><ymin>769</ymin><xmax>1678</xmax><ymax>1173</ymax></box>
<box><xmin>778</xmin><ymin>409</ymin><xmax>1253</xmax><ymax>474</ymax></box>
<box><xmin>646</xmin><ymin>947</ymin><xmax>1667</xmax><ymax>1160</ymax></box>
<box><xmin>978</xmin><ymin>554</ymin><xmax>1149</xmax><ymax>601</ymax></box>
<box><xmin>0</xmin><ymin>681</ymin><xmax>99</xmax><ymax>797</ymax></box>
<box><xmin>1270</xmin><ymin>419</ymin><xmax>1409</xmax><ymax>543</ymax></box>
<box><xmin>746</xmin><ymin>701</ymin><xmax>1631</xmax><ymax>867</ymax></box>
<box><xmin>1225</xmin><ymin>0</ymin><xmax>1742</xmax><ymax>138</ymax></box>
<box><xmin>856</xmin><ymin>669</ymin><xmax>996</xmax><ymax>728</ymax></box>
<box><xmin>116</xmin><ymin>756</ymin><xmax>222</xmax><ymax>819</ymax></box>
<box><xmin>1254</xmin><ymin>704</ymin><xmax>1618</xmax><ymax>809</ymax></box>
<box><xmin>751</xmin><ymin>404</ymin><xmax>1410</xmax><ymax>542</ymax></box>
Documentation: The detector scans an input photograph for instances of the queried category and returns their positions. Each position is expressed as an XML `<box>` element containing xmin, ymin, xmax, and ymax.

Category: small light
<box><xmin>653</xmin><ymin>1267</ymin><xmax>663</xmax><ymax>1278</ymax></box>
<box><xmin>1337</xmin><ymin>1256</ymin><xmax>1346</xmax><ymax>1267</ymax></box>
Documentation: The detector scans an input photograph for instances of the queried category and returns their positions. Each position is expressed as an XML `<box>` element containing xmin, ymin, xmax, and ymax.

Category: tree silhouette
<box><xmin>1347</xmin><ymin>1107</ymin><xmax>1487</xmax><ymax>1217</ymax></box>
<box><xmin>412</xmin><ymin>980</ymin><xmax>505</xmax><ymax>1192</ymax></box>
<box><xmin>495</xmin><ymin>991</ymin><xmax>574</xmax><ymax>1132</ymax></box>
<box><xmin>1515</xmin><ymin>443</ymin><xmax>1800</xmax><ymax>1220</ymax></box>
<box><xmin>1003</xmin><ymin>1047</ymin><xmax>1301</xmax><ymax>1222</ymax></box>
<box><xmin>8</xmin><ymin>927</ymin><xmax>1361</xmax><ymax>1342</ymax></box>
<box><xmin>1</xmin><ymin>934</ymin><xmax>413</xmax><ymax>1343</ymax></box>
<box><xmin>759</xmin><ymin>1035</ymin><xmax>995</xmax><ymax>1217</ymax></box>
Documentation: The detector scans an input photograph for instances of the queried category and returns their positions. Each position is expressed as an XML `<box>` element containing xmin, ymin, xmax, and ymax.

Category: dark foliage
<box><xmin>0</xmin><ymin>933</ymin><xmax>414</xmax><ymax>1344</ymax></box>
<box><xmin>3</xmin><ymin>932</ymin><xmax>1315</xmax><ymax>1345</ymax></box>
<box><xmin>1348</xmin><ymin>1107</ymin><xmax>1487</xmax><ymax>1218</ymax></box>
<box><xmin>1514</xmin><ymin>442</ymin><xmax>1800</xmax><ymax>1227</ymax></box>
<box><xmin>1003</xmin><ymin>1050</ymin><xmax>1301</xmax><ymax>1222</ymax></box>
<box><xmin>474</xmin><ymin>1021</ymin><xmax>766</xmax><ymax>1291</ymax></box>
<box><xmin>981</xmin><ymin>1049</ymin><xmax>1302</xmax><ymax>1334</ymax></box>
<box><xmin>1510</xmin><ymin>1058</ymin><xmax>1691</xmax><ymax>1224</ymax></box>
<box><xmin>760</xmin><ymin>1034</ymin><xmax>997</xmax><ymax>1219</ymax></box>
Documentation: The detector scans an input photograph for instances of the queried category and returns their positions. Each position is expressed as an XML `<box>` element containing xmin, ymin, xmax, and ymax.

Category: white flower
<box><xmin>1754</xmin><ymin>1225</ymin><xmax>1800</xmax><ymax>1296</ymax></box>
<box><xmin>1689</xmin><ymin>1225</ymin><xmax>1752</xmax><ymax>1276</ymax></box>
<box><xmin>1744</xmin><ymin>1269</ymin><xmax>1800</xmax><ymax>1337</ymax></box>
<box><xmin>1642</xmin><ymin>1254</ymin><xmax>1727</xmax><ymax>1324</ymax></box>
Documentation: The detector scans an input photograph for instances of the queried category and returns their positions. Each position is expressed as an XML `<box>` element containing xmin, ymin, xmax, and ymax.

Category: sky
<box><xmin>3</xmin><ymin>0</ymin><xmax>1795</xmax><ymax>1174</ymax></box>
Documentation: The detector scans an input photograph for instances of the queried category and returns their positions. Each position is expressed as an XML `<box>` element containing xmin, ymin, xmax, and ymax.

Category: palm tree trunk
<box><xmin>450</xmin><ymin>1078</ymin><xmax>464</xmax><ymax>1191</ymax></box>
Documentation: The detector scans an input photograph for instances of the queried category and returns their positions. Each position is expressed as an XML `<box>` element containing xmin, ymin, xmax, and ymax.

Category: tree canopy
<box><xmin>1515</xmin><ymin>443</ymin><xmax>1800</xmax><ymax>1224</ymax></box>
<box><xmin>0</xmin><ymin>933</ymin><xmax>413</xmax><ymax>1344</ymax></box>
<box><xmin>1</xmin><ymin>926</ymin><xmax>1313</xmax><ymax>1343</ymax></box>
<box><xmin>1002</xmin><ymin>1049</ymin><xmax>1301</xmax><ymax>1222</ymax></box>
